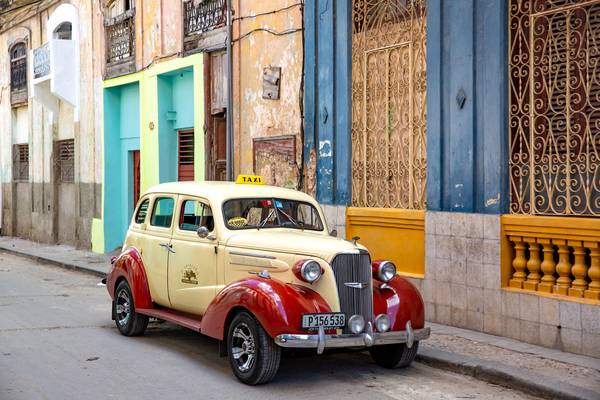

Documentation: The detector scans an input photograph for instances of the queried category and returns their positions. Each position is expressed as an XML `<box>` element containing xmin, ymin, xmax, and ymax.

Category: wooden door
<box><xmin>132</xmin><ymin>150</ymin><xmax>140</xmax><ymax>208</ymax></box>
<box><xmin>204</xmin><ymin>50</ymin><xmax>227</xmax><ymax>181</ymax></box>
<box><xmin>178</xmin><ymin>130</ymin><xmax>195</xmax><ymax>181</ymax></box>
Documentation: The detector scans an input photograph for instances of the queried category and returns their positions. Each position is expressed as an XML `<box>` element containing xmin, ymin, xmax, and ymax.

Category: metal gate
<box><xmin>351</xmin><ymin>0</ymin><xmax>427</xmax><ymax>209</ymax></box>
<box><xmin>509</xmin><ymin>0</ymin><xmax>600</xmax><ymax>216</ymax></box>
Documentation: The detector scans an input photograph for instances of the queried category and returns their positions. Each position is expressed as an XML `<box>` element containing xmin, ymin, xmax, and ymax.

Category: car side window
<box><xmin>179</xmin><ymin>200</ymin><xmax>214</xmax><ymax>232</ymax></box>
<box><xmin>150</xmin><ymin>197</ymin><xmax>175</xmax><ymax>228</ymax></box>
<box><xmin>134</xmin><ymin>198</ymin><xmax>150</xmax><ymax>224</ymax></box>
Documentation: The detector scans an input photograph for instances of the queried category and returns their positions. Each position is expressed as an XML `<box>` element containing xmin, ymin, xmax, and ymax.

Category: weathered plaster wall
<box><xmin>232</xmin><ymin>0</ymin><xmax>303</xmax><ymax>188</ymax></box>
<box><xmin>0</xmin><ymin>0</ymin><xmax>105</xmax><ymax>248</ymax></box>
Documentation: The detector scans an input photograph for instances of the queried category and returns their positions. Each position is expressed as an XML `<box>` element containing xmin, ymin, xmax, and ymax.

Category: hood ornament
<box><xmin>351</xmin><ymin>236</ymin><xmax>360</xmax><ymax>245</ymax></box>
<box><xmin>344</xmin><ymin>282</ymin><xmax>368</xmax><ymax>289</ymax></box>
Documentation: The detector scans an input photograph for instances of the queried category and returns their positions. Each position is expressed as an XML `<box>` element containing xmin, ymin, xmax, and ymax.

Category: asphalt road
<box><xmin>0</xmin><ymin>252</ymin><xmax>538</xmax><ymax>400</ymax></box>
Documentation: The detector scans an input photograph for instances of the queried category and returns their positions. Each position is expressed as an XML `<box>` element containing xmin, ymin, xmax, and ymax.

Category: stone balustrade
<box><xmin>502</xmin><ymin>215</ymin><xmax>600</xmax><ymax>301</ymax></box>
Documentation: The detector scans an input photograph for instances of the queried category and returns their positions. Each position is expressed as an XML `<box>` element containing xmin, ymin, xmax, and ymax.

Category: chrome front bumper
<box><xmin>274</xmin><ymin>321</ymin><xmax>430</xmax><ymax>355</ymax></box>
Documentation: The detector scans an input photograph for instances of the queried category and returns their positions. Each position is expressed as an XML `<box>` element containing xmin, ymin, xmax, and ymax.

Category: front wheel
<box><xmin>227</xmin><ymin>311</ymin><xmax>281</xmax><ymax>385</ymax></box>
<box><xmin>369</xmin><ymin>342</ymin><xmax>419</xmax><ymax>369</ymax></box>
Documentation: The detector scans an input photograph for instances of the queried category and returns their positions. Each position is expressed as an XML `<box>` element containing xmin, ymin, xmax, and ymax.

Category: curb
<box><xmin>417</xmin><ymin>347</ymin><xmax>599</xmax><ymax>400</ymax></box>
<box><xmin>0</xmin><ymin>246</ymin><xmax>107</xmax><ymax>278</ymax></box>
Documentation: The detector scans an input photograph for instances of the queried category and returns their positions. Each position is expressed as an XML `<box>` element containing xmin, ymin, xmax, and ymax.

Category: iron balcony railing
<box><xmin>105</xmin><ymin>8</ymin><xmax>135</xmax><ymax>65</ymax></box>
<box><xmin>183</xmin><ymin>0</ymin><xmax>226</xmax><ymax>37</ymax></box>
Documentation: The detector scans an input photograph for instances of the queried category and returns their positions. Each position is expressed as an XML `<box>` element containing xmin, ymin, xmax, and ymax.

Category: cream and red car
<box><xmin>105</xmin><ymin>176</ymin><xmax>430</xmax><ymax>384</ymax></box>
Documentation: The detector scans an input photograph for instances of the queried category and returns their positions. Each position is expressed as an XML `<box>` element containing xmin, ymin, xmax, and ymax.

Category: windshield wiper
<box><xmin>275</xmin><ymin>207</ymin><xmax>301</xmax><ymax>228</ymax></box>
<box><xmin>258</xmin><ymin>208</ymin><xmax>277</xmax><ymax>229</ymax></box>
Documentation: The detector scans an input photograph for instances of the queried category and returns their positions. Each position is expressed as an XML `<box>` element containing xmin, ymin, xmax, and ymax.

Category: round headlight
<box><xmin>378</xmin><ymin>261</ymin><xmax>397</xmax><ymax>282</ymax></box>
<box><xmin>375</xmin><ymin>314</ymin><xmax>391</xmax><ymax>332</ymax></box>
<box><xmin>348</xmin><ymin>314</ymin><xmax>365</xmax><ymax>334</ymax></box>
<box><xmin>300</xmin><ymin>260</ymin><xmax>322</xmax><ymax>283</ymax></box>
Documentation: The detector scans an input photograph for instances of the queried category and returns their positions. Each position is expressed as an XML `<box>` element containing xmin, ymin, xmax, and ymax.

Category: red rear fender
<box><xmin>106</xmin><ymin>247</ymin><xmax>153</xmax><ymax>309</ymax></box>
<box><xmin>373</xmin><ymin>276</ymin><xmax>425</xmax><ymax>330</ymax></box>
<box><xmin>200</xmin><ymin>278</ymin><xmax>332</xmax><ymax>340</ymax></box>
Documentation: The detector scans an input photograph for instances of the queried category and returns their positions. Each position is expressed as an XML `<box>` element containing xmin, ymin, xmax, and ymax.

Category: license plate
<box><xmin>301</xmin><ymin>313</ymin><xmax>346</xmax><ymax>330</ymax></box>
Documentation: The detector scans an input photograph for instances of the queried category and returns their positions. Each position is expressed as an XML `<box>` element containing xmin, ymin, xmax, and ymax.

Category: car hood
<box><xmin>225</xmin><ymin>229</ymin><xmax>366</xmax><ymax>262</ymax></box>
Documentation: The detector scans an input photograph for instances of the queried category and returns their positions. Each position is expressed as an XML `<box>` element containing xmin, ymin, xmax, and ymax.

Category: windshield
<box><xmin>223</xmin><ymin>198</ymin><xmax>324</xmax><ymax>231</ymax></box>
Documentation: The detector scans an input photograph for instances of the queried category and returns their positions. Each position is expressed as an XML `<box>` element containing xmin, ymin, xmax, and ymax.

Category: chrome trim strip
<box><xmin>229</xmin><ymin>251</ymin><xmax>277</xmax><ymax>260</ymax></box>
<box><xmin>274</xmin><ymin>327</ymin><xmax>431</xmax><ymax>350</ymax></box>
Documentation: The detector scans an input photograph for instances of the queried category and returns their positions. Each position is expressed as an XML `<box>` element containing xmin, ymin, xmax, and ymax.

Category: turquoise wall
<box><xmin>157</xmin><ymin>68</ymin><xmax>194</xmax><ymax>183</ymax></box>
<box><xmin>103</xmin><ymin>82</ymin><xmax>140</xmax><ymax>252</ymax></box>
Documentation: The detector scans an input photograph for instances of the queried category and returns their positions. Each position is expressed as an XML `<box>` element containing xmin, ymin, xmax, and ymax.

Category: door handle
<box><xmin>159</xmin><ymin>243</ymin><xmax>176</xmax><ymax>254</ymax></box>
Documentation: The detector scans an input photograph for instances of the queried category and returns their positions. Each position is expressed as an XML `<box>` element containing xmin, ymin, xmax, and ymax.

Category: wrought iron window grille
<box><xmin>184</xmin><ymin>0</ymin><xmax>226</xmax><ymax>37</ymax></box>
<box><xmin>13</xmin><ymin>144</ymin><xmax>29</xmax><ymax>182</ymax></box>
<box><xmin>105</xmin><ymin>8</ymin><xmax>135</xmax><ymax>65</ymax></box>
<box><xmin>10</xmin><ymin>42</ymin><xmax>27</xmax><ymax>105</ymax></box>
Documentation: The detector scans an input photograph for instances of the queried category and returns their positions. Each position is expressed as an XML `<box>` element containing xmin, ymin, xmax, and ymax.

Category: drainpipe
<box><xmin>225</xmin><ymin>0</ymin><xmax>233</xmax><ymax>181</ymax></box>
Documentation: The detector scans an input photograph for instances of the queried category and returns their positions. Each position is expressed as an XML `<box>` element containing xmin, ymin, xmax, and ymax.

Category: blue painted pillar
<box><xmin>304</xmin><ymin>0</ymin><xmax>352</xmax><ymax>206</ymax></box>
<box><xmin>426</xmin><ymin>0</ymin><xmax>508</xmax><ymax>214</ymax></box>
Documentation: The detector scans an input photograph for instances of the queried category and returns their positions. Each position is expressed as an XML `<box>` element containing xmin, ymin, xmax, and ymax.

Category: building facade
<box><xmin>0</xmin><ymin>0</ymin><xmax>104</xmax><ymax>248</ymax></box>
<box><xmin>93</xmin><ymin>0</ymin><xmax>304</xmax><ymax>252</ymax></box>
<box><xmin>305</xmin><ymin>0</ymin><xmax>600</xmax><ymax>357</ymax></box>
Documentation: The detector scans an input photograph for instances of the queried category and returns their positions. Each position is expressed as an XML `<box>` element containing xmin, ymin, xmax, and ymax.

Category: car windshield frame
<box><xmin>222</xmin><ymin>197</ymin><xmax>324</xmax><ymax>232</ymax></box>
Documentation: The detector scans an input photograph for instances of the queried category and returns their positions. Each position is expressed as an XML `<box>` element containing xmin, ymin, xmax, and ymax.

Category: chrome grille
<box><xmin>331</xmin><ymin>252</ymin><xmax>373</xmax><ymax>333</ymax></box>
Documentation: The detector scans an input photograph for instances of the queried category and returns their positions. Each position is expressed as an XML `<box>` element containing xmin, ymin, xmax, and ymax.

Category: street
<box><xmin>0</xmin><ymin>252</ymin><xmax>537</xmax><ymax>400</ymax></box>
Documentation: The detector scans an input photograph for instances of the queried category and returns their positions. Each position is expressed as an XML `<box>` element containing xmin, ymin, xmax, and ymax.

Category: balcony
<box><xmin>183</xmin><ymin>0</ymin><xmax>227</xmax><ymax>54</ymax></box>
<box><xmin>30</xmin><ymin>38</ymin><xmax>79</xmax><ymax>118</ymax></box>
<box><xmin>105</xmin><ymin>8</ymin><xmax>135</xmax><ymax>79</ymax></box>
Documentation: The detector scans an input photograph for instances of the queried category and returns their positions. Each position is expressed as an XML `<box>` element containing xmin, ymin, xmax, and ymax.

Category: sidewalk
<box><xmin>1</xmin><ymin>236</ymin><xmax>599</xmax><ymax>399</ymax></box>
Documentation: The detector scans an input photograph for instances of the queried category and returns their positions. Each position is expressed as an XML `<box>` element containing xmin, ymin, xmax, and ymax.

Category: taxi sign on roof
<box><xmin>236</xmin><ymin>174</ymin><xmax>264</xmax><ymax>185</ymax></box>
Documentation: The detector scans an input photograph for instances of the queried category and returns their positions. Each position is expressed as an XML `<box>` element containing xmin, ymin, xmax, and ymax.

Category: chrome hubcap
<box><xmin>231</xmin><ymin>323</ymin><xmax>256</xmax><ymax>372</ymax></box>
<box><xmin>116</xmin><ymin>289</ymin><xmax>131</xmax><ymax>326</ymax></box>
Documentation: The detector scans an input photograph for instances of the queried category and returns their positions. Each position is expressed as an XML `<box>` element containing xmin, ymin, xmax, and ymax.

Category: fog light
<box><xmin>348</xmin><ymin>315</ymin><xmax>365</xmax><ymax>334</ymax></box>
<box><xmin>375</xmin><ymin>314</ymin><xmax>391</xmax><ymax>332</ymax></box>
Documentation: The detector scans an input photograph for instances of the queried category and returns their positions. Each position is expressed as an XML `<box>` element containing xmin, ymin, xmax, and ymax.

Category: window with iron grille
<box><xmin>509</xmin><ymin>0</ymin><xmax>600</xmax><ymax>216</ymax></box>
<box><xmin>178</xmin><ymin>130</ymin><xmax>195</xmax><ymax>181</ymax></box>
<box><xmin>13</xmin><ymin>144</ymin><xmax>29</xmax><ymax>182</ymax></box>
<box><xmin>55</xmin><ymin>139</ymin><xmax>75</xmax><ymax>183</ymax></box>
<box><xmin>10</xmin><ymin>42</ymin><xmax>27</xmax><ymax>105</ymax></box>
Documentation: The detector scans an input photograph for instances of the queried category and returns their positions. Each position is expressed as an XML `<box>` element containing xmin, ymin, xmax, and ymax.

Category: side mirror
<box><xmin>197</xmin><ymin>226</ymin><xmax>216</xmax><ymax>240</ymax></box>
<box><xmin>329</xmin><ymin>229</ymin><xmax>338</xmax><ymax>237</ymax></box>
<box><xmin>197</xmin><ymin>226</ymin><xmax>209</xmax><ymax>238</ymax></box>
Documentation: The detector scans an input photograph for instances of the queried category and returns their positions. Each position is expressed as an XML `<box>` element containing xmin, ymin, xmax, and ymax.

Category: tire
<box><xmin>227</xmin><ymin>311</ymin><xmax>281</xmax><ymax>385</ymax></box>
<box><xmin>369</xmin><ymin>341</ymin><xmax>419</xmax><ymax>369</ymax></box>
<box><xmin>113</xmin><ymin>280</ymin><xmax>149</xmax><ymax>336</ymax></box>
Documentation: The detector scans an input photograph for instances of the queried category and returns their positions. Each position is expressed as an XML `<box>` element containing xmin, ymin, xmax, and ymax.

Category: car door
<box><xmin>167</xmin><ymin>196</ymin><xmax>218</xmax><ymax>315</ymax></box>
<box><xmin>140</xmin><ymin>194</ymin><xmax>177</xmax><ymax>307</ymax></box>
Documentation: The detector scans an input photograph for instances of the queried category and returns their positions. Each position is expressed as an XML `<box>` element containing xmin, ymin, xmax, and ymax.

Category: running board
<box><xmin>137</xmin><ymin>308</ymin><xmax>202</xmax><ymax>332</ymax></box>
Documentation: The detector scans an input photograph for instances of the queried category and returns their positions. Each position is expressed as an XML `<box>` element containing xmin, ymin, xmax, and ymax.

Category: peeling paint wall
<box><xmin>231</xmin><ymin>0</ymin><xmax>304</xmax><ymax>189</ymax></box>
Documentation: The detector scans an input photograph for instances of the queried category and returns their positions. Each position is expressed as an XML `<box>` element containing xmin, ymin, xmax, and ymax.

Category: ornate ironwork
<box><xmin>184</xmin><ymin>0</ymin><xmax>226</xmax><ymax>36</ymax></box>
<box><xmin>509</xmin><ymin>0</ymin><xmax>600</xmax><ymax>216</ymax></box>
<box><xmin>351</xmin><ymin>0</ymin><xmax>427</xmax><ymax>209</ymax></box>
<box><xmin>105</xmin><ymin>9</ymin><xmax>135</xmax><ymax>64</ymax></box>
<box><xmin>33</xmin><ymin>43</ymin><xmax>50</xmax><ymax>79</ymax></box>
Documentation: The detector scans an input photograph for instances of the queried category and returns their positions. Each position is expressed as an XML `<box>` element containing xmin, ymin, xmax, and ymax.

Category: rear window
<box><xmin>134</xmin><ymin>199</ymin><xmax>149</xmax><ymax>224</ymax></box>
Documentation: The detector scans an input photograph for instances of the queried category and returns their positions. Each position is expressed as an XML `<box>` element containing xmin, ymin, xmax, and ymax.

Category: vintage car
<box><xmin>105</xmin><ymin>176</ymin><xmax>430</xmax><ymax>384</ymax></box>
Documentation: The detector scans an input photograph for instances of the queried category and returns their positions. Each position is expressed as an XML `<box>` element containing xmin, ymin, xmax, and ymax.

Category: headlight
<box><xmin>294</xmin><ymin>260</ymin><xmax>323</xmax><ymax>283</ymax></box>
<box><xmin>348</xmin><ymin>314</ymin><xmax>365</xmax><ymax>334</ymax></box>
<box><xmin>378</xmin><ymin>261</ymin><xmax>397</xmax><ymax>282</ymax></box>
<box><xmin>375</xmin><ymin>314</ymin><xmax>391</xmax><ymax>332</ymax></box>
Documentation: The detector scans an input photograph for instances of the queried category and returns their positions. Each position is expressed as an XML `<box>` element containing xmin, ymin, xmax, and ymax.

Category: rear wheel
<box><xmin>113</xmin><ymin>280</ymin><xmax>148</xmax><ymax>336</ymax></box>
<box><xmin>227</xmin><ymin>311</ymin><xmax>281</xmax><ymax>385</ymax></box>
<box><xmin>369</xmin><ymin>341</ymin><xmax>419</xmax><ymax>368</ymax></box>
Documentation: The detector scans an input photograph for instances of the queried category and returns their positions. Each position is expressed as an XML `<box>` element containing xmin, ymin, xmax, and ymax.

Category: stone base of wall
<box><xmin>321</xmin><ymin>205</ymin><xmax>347</xmax><ymax>239</ymax></box>
<box><xmin>410</xmin><ymin>211</ymin><xmax>600</xmax><ymax>358</ymax></box>
<box><xmin>1</xmin><ymin>182</ymin><xmax>101</xmax><ymax>251</ymax></box>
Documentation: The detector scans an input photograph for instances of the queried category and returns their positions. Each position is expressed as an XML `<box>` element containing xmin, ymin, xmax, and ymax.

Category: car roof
<box><xmin>143</xmin><ymin>181</ymin><xmax>318</xmax><ymax>205</ymax></box>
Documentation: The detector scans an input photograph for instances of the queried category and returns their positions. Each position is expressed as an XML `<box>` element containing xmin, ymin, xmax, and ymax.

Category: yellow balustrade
<box><xmin>501</xmin><ymin>215</ymin><xmax>600</xmax><ymax>304</ymax></box>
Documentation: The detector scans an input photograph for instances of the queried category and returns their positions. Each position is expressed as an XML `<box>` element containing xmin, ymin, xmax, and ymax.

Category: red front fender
<box><xmin>106</xmin><ymin>247</ymin><xmax>153</xmax><ymax>309</ymax></box>
<box><xmin>200</xmin><ymin>278</ymin><xmax>332</xmax><ymax>340</ymax></box>
<box><xmin>373</xmin><ymin>276</ymin><xmax>425</xmax><ymax>331</ymax></box>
